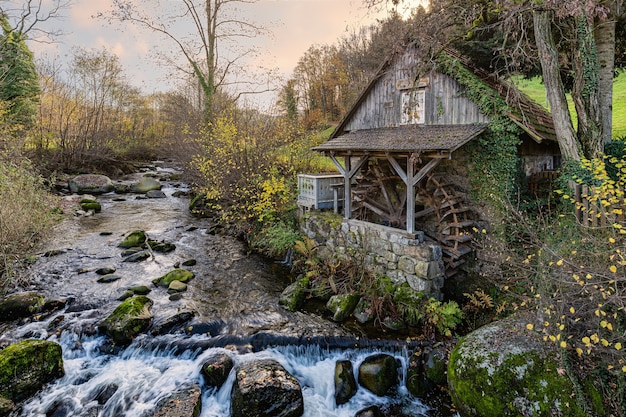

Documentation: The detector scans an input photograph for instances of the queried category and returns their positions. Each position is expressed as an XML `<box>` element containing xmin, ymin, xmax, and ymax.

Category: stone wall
<box><xmin>300</xmin><ymin>213</ymin><xmax>446</xmax><ymax>299</ymax></box>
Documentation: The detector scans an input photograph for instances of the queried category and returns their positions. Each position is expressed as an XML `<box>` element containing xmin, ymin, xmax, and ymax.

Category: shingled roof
<box><xmin>314</xmin><ymin>124</ymin><xmax>487</xmax><ymax>154</ymax></box>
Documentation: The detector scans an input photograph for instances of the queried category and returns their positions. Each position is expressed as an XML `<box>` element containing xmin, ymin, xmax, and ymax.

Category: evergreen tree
<box><xmin>0</xmin><ymin>12</ymin><xmax>40</xmax><ymax>129</ymax></box>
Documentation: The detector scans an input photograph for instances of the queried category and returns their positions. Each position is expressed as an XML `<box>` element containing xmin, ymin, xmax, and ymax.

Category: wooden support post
<box><xmin>406</xmin><ymin>155</ymin><xmax>416</xmax><ymax>234</ymax></box>
<box><xmin>328</xmin><ymin>153</ymin><xmax>368</xmax><ymax>220</ymax></box>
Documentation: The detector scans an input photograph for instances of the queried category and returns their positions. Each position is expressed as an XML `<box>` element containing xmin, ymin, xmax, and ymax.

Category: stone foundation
<box><xmin>300</xmin><ymin>213</ymin><xmax>446</xmax><ymax>299</ymax></box>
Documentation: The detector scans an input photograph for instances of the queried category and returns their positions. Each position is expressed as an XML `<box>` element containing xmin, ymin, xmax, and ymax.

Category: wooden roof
<box><xmin>314</xmin><ymin>124</ymin><xmax>487</xmax><ymax>155</ymax></box>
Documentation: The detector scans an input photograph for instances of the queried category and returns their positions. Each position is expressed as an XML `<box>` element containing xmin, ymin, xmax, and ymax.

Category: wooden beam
<box><xmin>406</xmin><ymin>153</ymin><xmax>417</xmax><ymax>234</ymax></box>
<box><xmin>387</xmin><ymin>155</ymin><xmax>408</xmax><ymax>184</ymax></box>
<box><xmin>329</xmin><ymin>153</ymin><xmax>346</xmax><ymax>176</ymax></box>
<box><xmin>411</xmin><ymin>158</ymin><xmax>441</xmax><ymax>187</ymax></box>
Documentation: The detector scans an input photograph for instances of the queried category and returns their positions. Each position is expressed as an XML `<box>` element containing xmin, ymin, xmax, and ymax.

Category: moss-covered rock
<box><xmin>448</xmin><ymin>315</ymin><xmax>601</xmax><ymax>417</ymax></box>
<box><xmin>99</xmin><ymin>296</ymin><xmax>153</xmax><ymax>345</ymax></box>
<box><xmin>201</xmin><ymin>353</ymin><xmax>234</xmax><ymax>389</ymax></box>
<box><xmin>152</xmin><ymin>269</ymin><xmax>195</xmax><ymax>288</ymax></box>
<box><xmin>278</xmin><ymin>276</ymin><xmax>310</xmax><ymax>312</ymax></box>
<box><xmin>153</xmin><ymin>383</ymin><xmax>202</xmax><ymax>417</ymax></box>
<box><xmin>118</xmin><ymin>230</ymin><xmax>147</xmax><ymax>248</ymax></box>
<box><xmin>0</xmin><ymin>340</ymin><xmax>64</xmax><ymax>402</ymax></box>
<box><xmin>334</xmin><ymin>360</ymin><xmax>357</xmax><ymax>406</ymax></box>
<box><xmin>357</xmin><ymin>353</ymin><xmax>399</xmax><ymax>396</ymax></box>
<box><xmin>167</xmin><ymin>280</ymin><xmax>188</xmax><ymax>294</ymax></box>
<box><xmin>0</xmin><ymin>292</ymin><xmax>45</xmax><ymax>322</ymax></box>
<box><xmin>148</xmin><ymin>240</ymin><xmax>176</xmax><ymax>253</ymax></box>
<box><xmin>326</xmin><ymin>293</ymin><xmax>360</xmax><ymax>322</ymax></box>
<box><xmin>0</xmin><ymin>396</ymin><xmax>14</xmax><ymax>417</ymax></box>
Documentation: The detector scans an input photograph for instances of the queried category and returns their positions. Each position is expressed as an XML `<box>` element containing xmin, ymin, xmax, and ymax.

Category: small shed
<box><xmin>310</xmin><ymin>42</ymin><xmax>559</xmax><ymax>275</ymax></box>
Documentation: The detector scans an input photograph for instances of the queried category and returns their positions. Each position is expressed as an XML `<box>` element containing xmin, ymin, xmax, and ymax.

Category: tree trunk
<box><xmin>533</xmin><ymin>8</ymin><xmax>581</xmax><ymax>161</ymax></box>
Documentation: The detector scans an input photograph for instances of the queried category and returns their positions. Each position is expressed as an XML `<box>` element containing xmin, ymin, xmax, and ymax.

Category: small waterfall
<box><xmin>18</xmin><ymin>331</ymin><xmax>433</xmax><ymax>417</ymax></box>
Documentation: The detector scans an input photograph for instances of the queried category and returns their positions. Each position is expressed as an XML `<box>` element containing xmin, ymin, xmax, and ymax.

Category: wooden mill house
<box><xmin>299</xmin><ymin>42</ymin><xmax>559</xmax><ymax>279</ymax></box>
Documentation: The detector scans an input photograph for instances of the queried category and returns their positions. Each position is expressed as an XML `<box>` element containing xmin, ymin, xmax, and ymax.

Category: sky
<box><xmin>12</xmin><ymin>0</ymin><xmax>425</xmax><ymax>110</ymax></box>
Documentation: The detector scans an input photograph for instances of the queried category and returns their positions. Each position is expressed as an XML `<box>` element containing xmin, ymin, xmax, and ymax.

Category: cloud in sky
<box><xmin>22</xmin><ymin>0</ymin><xmax>425</xmax><ymax>108</ymax></box>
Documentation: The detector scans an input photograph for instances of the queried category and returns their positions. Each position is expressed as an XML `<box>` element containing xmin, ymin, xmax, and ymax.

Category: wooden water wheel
<box><xmin>417</xmin><ymin>174</ymin><xmax>475</xmax><ymax>277</ymax></box>
<box><xmin>351</xmin><ymin>161</ymin><xmax>406</xmax><ymax>228</ymax></box>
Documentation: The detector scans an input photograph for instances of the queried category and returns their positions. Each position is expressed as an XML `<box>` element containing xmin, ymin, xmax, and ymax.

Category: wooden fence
<box><xmin>569</xmin><ymin>181</ymin><xmax>626</xmax><ymax>227</ymax></box>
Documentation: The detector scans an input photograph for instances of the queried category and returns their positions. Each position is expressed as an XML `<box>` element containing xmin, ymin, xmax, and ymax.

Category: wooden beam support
<box><xmin>411</xmin><ymin>158</ymin><xmax>441</xmax><ymax>187</ymax></box>
<box><xmin>406</xmin><ymin>154</ymin><xmax>416</xmax><ymax>234</ymax></box>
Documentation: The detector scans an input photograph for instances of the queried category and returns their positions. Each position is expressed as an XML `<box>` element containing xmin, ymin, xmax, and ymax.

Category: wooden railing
<box><xmin>570</xmin><ymin>181</ymin><xmax>626</xmax><ymax>227</ymax></box>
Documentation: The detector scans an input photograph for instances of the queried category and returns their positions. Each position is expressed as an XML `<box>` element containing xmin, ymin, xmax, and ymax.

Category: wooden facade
<box><xmin>312</xmin><ymin>43</ymin><xmax>559</xmax><ymax>276</ymax></box>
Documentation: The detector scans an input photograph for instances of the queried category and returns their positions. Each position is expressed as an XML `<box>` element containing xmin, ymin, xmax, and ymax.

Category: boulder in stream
<box><xmin>69</xmin><ymin>174</ymin><xmax>114</xmax><ymax>194</ymax></box>
<box><xmin>151</xmin><ymin>310</ymin><xmax>195</xmax><ymax>336</ymax></box>
<box><xmin>122</xmin><ymin>250</ymin><xmax>151</xmax><ymax>263</ymax></box>
<box><xmin>118</xmin><ymin>230</ymin><xmax>147</xmax><ymax>248</ymax></box>
<box><xmin>97</xmin><ymin>274</ymin><xmax>122</xmax><ymax>284</ymax></box>
<box><xmin>355</xmin><ymin>406</ymin><xmax>384</xmax><ymax>417</ymax></box>
<box><xmin>131</xmin><ymin>177</ymin><xmax>162</xmax><ymax>193</ymax></box>
<box><xmin>334</xmin><ymin>360</ymin><xmax>357</xmax><ymax>406</ymax></box>
<box><xmin>152</xmin><ymin>269</ymin><xmax>195</xmax><ymax>288</ymax></box>
<box><xmin>167</xmin><ymin>280</ymin><xmax>188</xmax><ymax>294</ymax></box>
<box><xmin>201</xmin><ymin>353</ymin><xmax>234</xmax><ymax>389</ymax></box>
<box><xmin>153</xmin><ymin>383</ymin><xmax>202</xmax><ymax>417</ymax></box>
<box><xmin>278</xmin><ymin>276</ymin><xmax>309</xmax><ymax>312</ymax></box>
<box><xmin>326</xmin><ymin>293</ymin><xmax>360</xmax><ymax>322</ymax></box>
<box><xmin>99</xmin><ymin>296</ymin><xmax>153</xmax><ymax>345</ymax></box>
<box><xmin>80</xmin><ymin>198</ymin><xmax>101</xmax><ymax>213</ymax></box>
<box><xmin>146</xmin><ymin>190</ymin><xmax>167</xmax><ymax>199</ymax></box>
<box><xmin>0</xmin><ymin>340</ymin><xmax>64</xmax><ymax>402</ymax></box>
<box><xmin>0</xmin><ymin>292</ymin><xmax>45</xmax><ymax>322</ymax></box>
<box><xmin>231</xmin><ymin>359</ymin><xmax>304</xmax><ymax>417</ymax></box>
<box><xmin>357</xmin><ymin>353</ymin><xmax>400</xmax><ymax>396</ymax></box>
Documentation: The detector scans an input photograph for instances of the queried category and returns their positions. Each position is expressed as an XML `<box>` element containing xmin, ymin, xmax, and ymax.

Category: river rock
<box><xmin>167</xmin><ymin>280</ymin><xmax>188</xmax><ymax>294</ymax></box>
<box><xmin>0</xmin><ymin>397</ymin><xmax>14</xmax><ymax>416</ymax></box>
<box><xmin>358</xmin><ymin>353</ymin><xmax>400</xmax><ymax>396</ymax></box>
<box><xmin>148</xmin><ymin>240</ymin><xmax>176</xmax><ymax>253</ymax></box>
<box><xmin>80</xmin><ymin>198</ymin><xmax>101</xmax><ymax>213</ymax></box>
<box><xmin>69</xmin><ymin>174</ymin><xmax>114</xmax><ymax>194</ymax></box>
<box><xmin>46</xmin><ymin>398</ymin><xmax>76</xmax><ymax>417</ymax></box>
<box><xmin>353</xmin><ymin>298</ymin><xmax>374</xmax><ymax>324</ymax></box>
<box><xmin>97</xmin><ymin>274</ymin><xmax>122</xmax><ymax>284</ymax></box>
<box><xmin>231</xmin><ymin>359</ymin><xmax>303</xmax><ymax>417</ymax></box>
<box><xmin>0</xmin><ymin>340</ymin><xmax>64</xmax><ymax>402</ymax></box>
<box><xmin>122</xmin><ymin>250</ymin><xmax>151</xmax><ymax>263</ymax></box>
<box><xmin>151</xmin><ymin>310</ymin><xmax>195</xmax><ymax>336</ymax></box>
<box><xmin>355</xmin><ymin>406</ymin><xmax>383</xmax><ymax>417</ymax></box>
<box><xmin>146</xmin><ymin>190</ymin><xmax>167</xmax><ymax>198</ymax></box>
<box><xmin>95</xmin><ymin>267</ymin><xmax>116</xmax><ymax>275</ymax></box>
<box><xmin>86</xmin><ymin>383</ymin><xmax>119</xmax><ymax>405</ymax></box>
<box><xmin>334</xmin><ymin>360</ymin><xmax>357</xmax><ymax>406</ymax></box>
<box><xmin>0</xmin><ymin>292</ymin><xmax>45</xmax><ymax>321</ymax></box>
<box><xmin>448</xmin><ymin>314</ymin><xmax>602</xmax><ymax>416</ymax></box>
<box><xmin>153</xmin><ymin>383</ymin><xmax>202</xmax><ymax>417</ymax></box>
<box><xmin>201</xmin><ymin>353</ymin><xmax>234</xmax><ymax>388</ymax></box>
<box><xmin>181</xmin><ymin>259</ymin><xmax>197</xmax><ymax>266</ymax></box>
<box><xmin>278</xmin><ymin>276</ymin><xmax>309</xmax><ymax>312</ymax></box>
<box><xmin>119</xmin><ymin>230</ymin><xmax>147</xmax><ymax>248</ymax></box>
<box><xmin>99</xmin><ymin>296</ymin><xmax>153</xmax><ymax>345</ymax></box>
<box><xmin>152</xmin><ymin>269</ymin><xmax>195</xmax><ymax>288</ymax></box>
<box><xmin>128</xmin><ymin>285</ymin><xmax>151</xmax><ymax>295</ymax></box>
<box><xmin>131</xmin><ymin>177</ymin><xmax>162</xmax><ymax>193</ymax></box>
<box><xmin>326</xmin><ymin>293</ymin><xmax>360</xmax><ymax>322</ymax></box>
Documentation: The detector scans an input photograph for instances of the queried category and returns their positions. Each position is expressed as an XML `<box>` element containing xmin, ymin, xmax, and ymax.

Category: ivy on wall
<box><xmin>436</xmin><ymin>53</ymin><xmax>522</xmax><ymax>212</ymax></box>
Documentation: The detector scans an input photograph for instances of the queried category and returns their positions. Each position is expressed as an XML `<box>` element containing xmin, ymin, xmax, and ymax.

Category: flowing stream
<box><xmin>1</xmin><ymin>162</ymin><xmax>450</xmax><ymax>417</ymax></box>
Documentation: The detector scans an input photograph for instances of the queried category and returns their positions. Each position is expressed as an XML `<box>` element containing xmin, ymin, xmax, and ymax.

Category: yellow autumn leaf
<box><xmin>569</xmin><ymin>307</ymin><xmax>575</xmax><ymax>314</ymax></box>
<box><xmin>576</xmin><ymin>347</ymin><xmax>583</xmax><ymax>356</ymax></box>
<box><xmin>610</xmin><ymin>265</ymin><xmax>618</xmax><ymax>273</ymax></box>
<box><xmin>560</xmin><ymin>341</ymin><xmax>567</xmax><ymax>348</ymax></box>
<box><xmin>556</xmin><ymin>259</ymin><xmax>564</xmax><ymax>266</ymax></box>
<box><xmin>582</xmin><ymin>337</ymin><xmax>591</xmax><ymax>345</ymax></box>
<box><xmin>615</xmin><ymin>342</ymin><xmax>623</xmax><ymax>350</ymax></box>
<box><xmin>526</xmin><ymin>323</ymin><xmax>534</xmax><ymax>331</ymax></box>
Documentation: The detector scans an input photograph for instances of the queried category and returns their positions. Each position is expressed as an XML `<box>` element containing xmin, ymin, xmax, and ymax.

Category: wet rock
<box><xmin>355</xmin><ymin>405</ymin><xmax>383</xmax><ymax>417</ymax></box>
<box><xmin>406</xmin><ymin>349</ymin><xmax>428</xmax><ymax>397</ymax></box>
<box><xmin>278</xmin><ymin>276</ymin><xmax>309</xmax><ymax>312</ymax></box>
<box><xmin>114</xmin><ymin>183</ymin><xmax>131</xmax><ymax>194</ymax></box>
<box><xmin>357</xmin><ymin>354</ymin><xmax>400</xmax><ymax>396</ymax></box>
<box><xmin>0</xmin><ymin>292</ymin><xmax>45</xmax><ymax>322</ymax></box>
<box><xmin>99</xmin><ymin>296</ymin><xmax>153</xmax><ymax>345</ymax></box>
<box><xmin>448</xmin><ymin>314</ymin><xmax>602</xmax><ymax>417</ymax></box>
<box><xmin>148</xmin><ymin>240</ymin><xmax>176</xmax><ymax>253</ymax></box>
<box><xmin>128</xmin><ymin>285</ymin><xmax>151</xmax><ymax>295</ymax></box>
<box><xmin>169</xmin><ymin>293</ymin><xmax>184</xmax><ymax>301</ymax></box>
<box><xmin>0</xmin><ymin>340</ymin><xmax>64</xmax><ymax>402</ymax></box>
<box><xmin>42</xmin><ymin>298</ymin><xmax>66</xmax><ymax>313</ymax></box>
<box><xmin>181</xmin><ymin>259</ymin><xmax>197</xmax><ymax>266</ymax></box>
<box><xmin>80</xmin><ymin>198</ymin><xmax>101</xmax><ymax>213</ymax></box>
<box><xmin>86</xmin><ymin>383</ymin><xmax>119</xmax><ymax>405</ymax></box>
<box><xmin>353</xmin><ymin>298</ymin><xmax>374</xmax><ymax>324</ymax></box>
<box><xmin>69</xmin><ymin>174</ymin><xmax>114</xmax><ymax>195</ymax></box>
<box><xmin>65</xmin><ymin>302</ymin><xmax>100</xmax><ymax>313</ymax></box>
<box><xmin>122</xmin><ymin>250</ymin><xmax>151</xmax><ymax>263</ymax></box>
<box><xmin>152</xmin><ymin>269</ymin><xmax>195</xmax><ymax>288</ymax></box>
<box><xmin>326</xmin><ymin>293</ymin><xmax>360</xmax><ymax>322</ymax></box>
<box><xmin>172</xmin><ymin>190</ymin><xmax>188</xmax><ymax>197</ymax></box>
<box><xmin>334</xmin><ymin>360</ymin><xmax>357</xmax><ymax>406</ymax></box>
<box><xmin>43</xmin><ymin>249</ymin><xmax>66</xmax><ymax>257</ymax></box>
<box><xmin>382</xmin><ymin>316</ymin><xmax>405</xmax><ymax>331</ymax></box>
<box><xmin>0</xmin><ymin>396</ymin><xmax>14</xmax><ymax>416</ymax></box>
<box><xmin>121</xmin><ymin>247</ymin><xmax>143</xmax><ymax>257</ymax></box>
<box><xmin>95</xmin><ymin>267</ymin><xmax>116</xmax><ymax>275</ymax></box>
<box><xmin>231</xmin><ymin>359</ymin><xmax>304</xmax><ymax>417</ymax></box>
<box><xmin>131</xmin><ymin>177</ymin><xmax>162</xmax><ymax>193</ymax></box>
<box><xmin>167</xmin><ymin>281</ymin><xmax>188</xmax><ymax>294</ymax></box>
<box><xmin>153</xmin><ymin>383</ymin><xmax>201</xmax><ymax>417</ymax></box>
<box><xmin>118</xmin><ymin>230</ymin><xmax>147</xmax><ymax>248</ymax></box>
<box><xmin>151</xmin><ymin>310</ymin><xmax>195</xmax><ymax>336</ymax></box>
<box><xmin>424</xmin><ymin>345</ymin><xmax>448</xmax><ymax>387</ymax></box>
<box><xmin>201</xmin><ymin>353</ymin><xmax>234</xmax><ymax>389</ymax></box>
<box><xmin>117</xmin><ymin>291</ymin><xmax>134</xmax><ymax>301</ymax></box>
<box><xmin>46</xmin><ymin>398</ymin><xmax>76</xmax><ymax>417</ymax></box>
<box><xmin>97</xmin><ymin>274</ymin><xmax>122</xmax><ymax>284</ymax></box>
<box><xmin>99</xmin><ymin>231</ymin><xmax>113</xmax><ymax>236</ymax></box>
<box><xmin>146</xmin><ymin>190</ymin><xmax>167</xmax><ymax>199</ymax></box>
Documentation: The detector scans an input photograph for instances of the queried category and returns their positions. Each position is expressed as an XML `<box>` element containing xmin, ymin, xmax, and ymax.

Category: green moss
<box><xmin>119</xmin><ymin>230</ymin><xmax>146</xmax><ymax>248</ymax></box>
<box><xmin>100</xmin><ymin>296</ymin><xmax>153</xmax><ymax>345</ymax></box>
<box><xmin>152</xmin><ymin>269</ymin><xmax>195</xmax><ymax>287</ymax></box>
<box><xmin>279</xmin><ymin>276</ymin><xmax>310</xmax><ymax>311</ymax></box>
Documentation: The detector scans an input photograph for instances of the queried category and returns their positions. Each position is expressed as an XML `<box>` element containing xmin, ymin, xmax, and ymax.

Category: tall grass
<box><xmin>0</xmin><ymin>150</ymin><xmax>58</xmax><ymax>292</ymax></box>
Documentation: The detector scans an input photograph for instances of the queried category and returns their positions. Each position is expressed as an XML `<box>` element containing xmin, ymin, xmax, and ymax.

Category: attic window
<box><xmin>400</xmin><ymin>88</ymin><xmax>425</xmax><ymax>125</ymax></box>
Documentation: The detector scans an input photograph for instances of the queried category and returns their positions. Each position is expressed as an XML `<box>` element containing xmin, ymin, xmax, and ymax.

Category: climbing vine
<box><xmin>436</xmin><ymin>53</ymin><xmax>521</xmax><ymax>212</ymax></box>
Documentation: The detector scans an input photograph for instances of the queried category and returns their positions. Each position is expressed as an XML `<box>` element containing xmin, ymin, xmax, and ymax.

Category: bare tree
<box><xmin>101</xmin><ymin>0</ymin><xmax>273</xmax><ymax>122</ymax></box>
<box><xmin>0</xmin><ymin>0</ymin><xmax>71</xmax><ymax>43</ymax></box>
